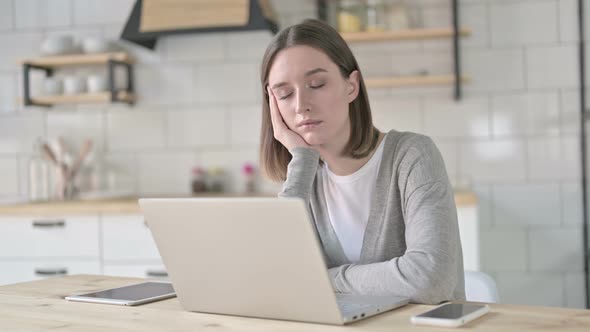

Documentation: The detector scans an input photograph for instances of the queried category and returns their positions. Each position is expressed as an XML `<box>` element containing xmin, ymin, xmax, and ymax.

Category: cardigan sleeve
<box><xmin>278</xmin><ymin>147</ymin><xmax>320</xmax><ymax>200</ymax></box>
<box><xmin>327</xmin><ymin>136</ymin><xmax>462</xmax><ymax>304</ymax></box>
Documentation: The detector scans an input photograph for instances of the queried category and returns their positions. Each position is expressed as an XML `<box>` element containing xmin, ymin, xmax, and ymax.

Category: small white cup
<box><xmin>63</xmin><ymin>76</ymin><xmax>86</xmax><ymax>95</ymax></box>
<box><xmin>41</xmin><ymin>35</ymin><xmax>74</xmax><ymax>56</ymax></box>
<box><xmin>87</xmin><ymin>75</ymin><xmax>107</xmax><ymax>93</ymax></box>
<box><xmin>82</xmin><ymin>37</ymin><xmax>111</xmax><ymax>54</ymax></box>
<box><xmin>43</xmin><ymin>77</ymin><xmax>63</xmax><ymax>95</ymax></box>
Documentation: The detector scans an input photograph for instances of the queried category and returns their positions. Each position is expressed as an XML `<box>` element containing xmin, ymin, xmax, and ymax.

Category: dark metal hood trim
<box><xmin>120</xmin><ymin>0</ymin><xmax>278</xmax><ymax>50</ymax></box>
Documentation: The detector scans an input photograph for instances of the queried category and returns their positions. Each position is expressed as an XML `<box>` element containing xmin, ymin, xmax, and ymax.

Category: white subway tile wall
<box><xmin>526</xmin><ymin>45</ymin><xmax>578</xmax><ymax>89</ymax></box>
<box><xmin>529</xmin><ymin>228</ymin><xmax>584</xmax><ymax>272</ymax></box>
<box><xmin>492</xmin><ymin>92</ymin><xmax>560</xmax><ymax>137</ymax></box>
<box><xmin>493</xmin><ymin>184</ymin><xmax>561</xmax><ymax>227</ymax></box>
<box><xmin>137</xmin><ymin>151</ymin><xmax>197</xmax><ymax>196</ymax></box>
<box><xmin>0</xmin><ymin>32</ymin><xmax>43</xmax><ymax>71</ymax></box>
<box><xmin>560</xmin><ymin>0</ymin><xmax>579</xmax><ymax>43</ymax></box>
<box><xmin>167</xmin><ymin>108</ymin><xmax>228</xmax><ymax>148</ymax></box>
<box><xmin>495</xmin><ymin>272</ymin><xmax>564</xmax><ymax>307</ymax></box>
<box><xmin>464</xmin><ymin>48</ymin><xmax>526</xmax><ymax>92</ymax></box>
<box><xmin>0</xmin><ymin>0</ymin><xmax>586</xmax><ymax>308</ymax></box>
<box><xmin>423</xmin><ymin>95</ymin><xmax>490</xmax><ymax>138</ymax></box>
<box><xmin>0</xmin><ymin>0</ymin><xmax>14</xmax><ymax>31</ymax></box>
<box><xmin>560</xmin><ymin>89</ymin><xmax>581</xmax><ymax>135</ymax></box>
<box><xmin>0</xmin><ymin>74</ymin><xmax>16</xmax><ymax>113</ymax></box>
<box><xmin>490</xmin><ymin>1</ymin><xmax>558</xmax><ymax>47</ymax></box>
<box><xmin>0</xmin><ymin>158</ymin><xmax>19</xmax><ymax>196</ymax></box>
<box><xmin>562</xmin><ymin>183</ymin><xmax>584</xmax><ymax>225</ymax></box>
<box><xmin>481</xmin><ymin>228</ymin><xmax>528</xmax><ymax>271</ymax></box>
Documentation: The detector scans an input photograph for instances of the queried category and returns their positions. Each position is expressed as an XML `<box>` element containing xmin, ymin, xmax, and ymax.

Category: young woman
<box><xmin>259</xmin><ymin>19</ymin><xmax>465</xmax><ymax>304</ymax></box>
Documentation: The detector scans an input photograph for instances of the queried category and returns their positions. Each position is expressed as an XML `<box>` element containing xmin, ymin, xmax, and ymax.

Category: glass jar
<box><xmin>405</xmin><ymin>0</ymin><xmax>423</xmax><ymax>28</ymax></box>
<box><xmin>385</xmin><ymin>0</ymin><xmax>410</xmax><ymax>31</ymax></box>
<box><xmin>241</xmin><ymin>163</ymin><xmax>256</xmax><ymax>194</ymax></box>
<box><xmin>338</xmin><ymin>0</ymin><xmax>365</xmax><ymax>33</ymax></box>
<box><xmin>366</xmin><ymin>0</ymin><xmax>387</xmax><ymax>32</ymax></box>
<box><xmin>208</xmin><ymin>167</ymin><xmax>225</xmax><ymax>193</ymax></box>
<box><xmin>28</xmin><ymin>156</ymin><xmax>50</xmax><ymax>202</ymax></box>
<box><xmin>191</xmin><ymin>167</ymin><xmax>207</xmax><ymax>194</ymax></box>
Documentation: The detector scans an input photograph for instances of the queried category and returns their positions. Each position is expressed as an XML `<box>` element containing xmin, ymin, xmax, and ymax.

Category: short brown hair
<box><xmin>259</xmin><ymin>19</ymin><xmax>379</xmax><ymax>182</ymax></box>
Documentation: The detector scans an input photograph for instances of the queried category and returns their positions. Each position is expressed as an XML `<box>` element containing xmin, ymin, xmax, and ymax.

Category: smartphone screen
<box><xmin>80</xmin><ymin>282</ymin><xmax>175</xmax><ymax>301</ymax></box>
<box><xmin>415</xmin><ymin>303</ymin><xmax>486</xmax><ymax>319</ymax></box>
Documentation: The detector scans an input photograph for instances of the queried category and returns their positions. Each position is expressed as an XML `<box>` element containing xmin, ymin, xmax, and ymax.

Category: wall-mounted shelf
<box><xmin>341</xmin><ymin>27</ymin><xmax>471</xmax><ymax>43</ymax></box>
<box><xmin>20</xmin><ymin>52</ymin><xmax>135</xmax><ymax>107</ymax></box>
<box><xmin>20</xmin><ymin>52</ymin><xmax>134</xmax><ymax>67</ymax></box>
<box><xmin>29</xmin><ymin>91</ymin><xmax>135</xmax><ymax>107</ymax></box>
<box><xmin>317</xmin><ymin>0</ymin><xmax>468</xmax><ymax>100</ymax></box>
<box><xmin>365</xmin><ymin>75</ymin><xmax>470</xmax><ymax>89</ymax></box>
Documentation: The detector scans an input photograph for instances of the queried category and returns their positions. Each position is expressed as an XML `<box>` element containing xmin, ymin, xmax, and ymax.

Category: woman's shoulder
<box><xmin>383</xmin><ymin>129</ymin><xmax>439</xmax><ymax>157</ymax></box>
<box><xmin>382</xmin><ymin>129</ymin><xmax>448</xmax><ymax>178</ymax></box>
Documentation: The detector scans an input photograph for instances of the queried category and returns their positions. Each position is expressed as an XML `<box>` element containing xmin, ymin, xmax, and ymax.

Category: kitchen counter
<box><xmin>0</xmin><ymin>191</ymin><xmax>478</xmax><ymax>216</ymax></box>
<box><xmin>0</xmin><ymin>274</ymin><xmax>588</xmax><ymax>331</ymax></box>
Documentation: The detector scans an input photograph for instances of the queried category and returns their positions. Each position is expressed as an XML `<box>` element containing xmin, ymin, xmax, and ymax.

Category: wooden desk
<box><xmin>0</xmin><ymin>192</ymin><xmax>479</xmax><ymax>217</ymax></box>
<box><xmin>0</xmin><ymin>275</ymin><xmax>588</xmax><ymax>331</ymax></box>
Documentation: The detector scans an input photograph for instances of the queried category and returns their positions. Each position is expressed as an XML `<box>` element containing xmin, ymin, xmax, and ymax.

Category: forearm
<box><xmin>278</xmin><ymin>147</ymin><xmax>320</xmax><ymax>201</ymax></box>
<box><xmin>328</xmin><ymin>249</ymin><xmax>458</xmax><ymax>304</ymax></box>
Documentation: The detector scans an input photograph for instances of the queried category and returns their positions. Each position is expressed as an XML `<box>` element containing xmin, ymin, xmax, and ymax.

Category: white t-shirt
<box><xmin>320</xmin><ymin>135</ymin><xmax>386</xmax><ymax>263</ymax></box>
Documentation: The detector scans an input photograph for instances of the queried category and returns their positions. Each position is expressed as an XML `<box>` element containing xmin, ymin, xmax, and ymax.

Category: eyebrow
<box><xmin>270</xmin><ymin>68</ymin><xmax>328</xmax><ymax>89</ymax></box>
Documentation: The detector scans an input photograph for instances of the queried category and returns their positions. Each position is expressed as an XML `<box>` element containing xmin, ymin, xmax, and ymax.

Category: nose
<box><xmin>294</xmin><ymin>89</ymin><xmax>311</xmax><ymax>114</ymax></box>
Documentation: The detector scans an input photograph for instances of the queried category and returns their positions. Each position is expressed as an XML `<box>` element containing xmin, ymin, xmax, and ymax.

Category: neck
<box><xmin>319</xmin><ymin>130</ymin><xmax>384</xmax><ymax>176</ymax></box>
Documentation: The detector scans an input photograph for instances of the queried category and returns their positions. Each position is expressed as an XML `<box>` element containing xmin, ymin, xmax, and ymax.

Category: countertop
<box><xmin>0</xmin><ymin>274</ymin><xmax>588</xmax><ymax>331</ymax></box>
<box><xmin>0</xmin><ymin>191</ymin><xmax>478</xmax><ymax>216</ymax></box>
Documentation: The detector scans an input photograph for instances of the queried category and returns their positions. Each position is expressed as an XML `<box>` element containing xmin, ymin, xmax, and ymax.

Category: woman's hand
<box><xmin>267</xmin><ymin>86</ymin><xmax>310</xmax><ymax>152</ymax></box>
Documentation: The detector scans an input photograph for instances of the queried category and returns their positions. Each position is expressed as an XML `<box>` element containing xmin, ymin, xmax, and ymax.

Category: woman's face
<box><xmin>267</xmin><ymin>45</ymin><xmax>359</xmax><ymax>147</ymax></box>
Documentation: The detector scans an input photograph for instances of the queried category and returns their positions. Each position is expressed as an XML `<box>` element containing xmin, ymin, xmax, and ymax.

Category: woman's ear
<box><xmin>346</xmin><ymin>70</ymin><xmax>360</xmax><ymax>103</ymax></box>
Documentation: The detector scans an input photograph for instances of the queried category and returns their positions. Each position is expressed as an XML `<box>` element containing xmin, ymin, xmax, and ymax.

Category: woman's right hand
<box><xmin>267</xmin><ymin>86</ymin><xmax>310</xmax><ymax>152</ymax></box>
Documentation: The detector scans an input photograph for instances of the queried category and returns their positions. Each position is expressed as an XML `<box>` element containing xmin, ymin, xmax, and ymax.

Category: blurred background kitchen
<box><xmin>0</xmin><ymin>0</ymin><xmax>589</xmax><ymax>310</ymax></box>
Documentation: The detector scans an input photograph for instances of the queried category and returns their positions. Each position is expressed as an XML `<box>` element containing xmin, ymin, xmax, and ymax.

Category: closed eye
<box><xmin>310</xmin><ymin>83</ymin><xmax>325</xmax><ymax>89</ymax></box>
<box><xmin>278</xmin><ymin>92</ymin><xmax>293</xmax><ymax>100</ymax></box>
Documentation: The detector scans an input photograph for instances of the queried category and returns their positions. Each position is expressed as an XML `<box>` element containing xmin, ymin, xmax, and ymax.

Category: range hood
<box><xmin>121</xmin><ymin>0</ymin><xmax>278</xmax><ymax>50</ymax></box>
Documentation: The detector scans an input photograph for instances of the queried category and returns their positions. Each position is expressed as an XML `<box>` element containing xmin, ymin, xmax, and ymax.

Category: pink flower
<box><xmin>242</xmin><ymin>163</ymin><xmax>255</xmax><ymax>175</ymax></box>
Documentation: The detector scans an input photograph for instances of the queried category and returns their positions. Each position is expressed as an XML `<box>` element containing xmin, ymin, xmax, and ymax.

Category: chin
<box><xmin>300</xmin><ymin>132</ymin><xmax>325</xmax><ymax>146</ymax></box>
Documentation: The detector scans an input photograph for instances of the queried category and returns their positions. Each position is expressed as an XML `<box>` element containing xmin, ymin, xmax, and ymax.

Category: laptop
<box><xmin>138</xmin><ymin>197</ymin><xmax>409</xmax><ymax>325</ymax></box>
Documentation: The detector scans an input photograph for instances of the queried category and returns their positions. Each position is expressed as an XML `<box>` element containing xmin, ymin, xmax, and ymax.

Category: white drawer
<box><xmin>103</xmin><ymin>263</ymin><xmax>168</xmax><ymax>280</ymax></box>
<box><xmin>102</xmin><ymin>214</ymin><xmax>162</xmax><ymax>261</ymax></box>
<box><xmin>0</xmin><ymin>216</ymin><xmax>100</xmax><ymax>258</ymax></box>
<box><xmin>0</xmin><ymin>259</ymin><xmax>101</xmax><ymax>285</ymax></box>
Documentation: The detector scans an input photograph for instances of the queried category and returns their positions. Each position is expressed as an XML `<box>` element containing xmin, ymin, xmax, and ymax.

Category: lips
<box><xmin>297</xmin><ymin>119</ymin><xmax>323</xmax><ymax>127</ymax></box>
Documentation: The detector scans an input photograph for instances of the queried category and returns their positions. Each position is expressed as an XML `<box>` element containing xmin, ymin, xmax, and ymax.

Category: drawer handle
<box><xmin>34</xmin><ymin>267</ymin><xmax>68</xmax><ymax>276</ymax></box>
<box><xmin>146</xmin><ymin>269</ymin><xmax>168</xmax><ymax>277</ymax></box>
<box><xmin>32</xmin><ymin>219</ymin><xmax>66</xmax><ymax>228</ymax></box>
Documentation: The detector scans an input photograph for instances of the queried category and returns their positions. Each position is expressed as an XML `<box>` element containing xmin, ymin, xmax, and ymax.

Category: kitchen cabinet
<box><xmin>103</xmin><ymin>263</ymin><xmax>168</xmax><ymax>280</ymax></box>
<box><xmin>101</xmin><ymin>214</ymin><xmax>167</xmax><ymax>279</ymax></box>
<box><xmin>0</xmin><ymin>193</ymin><xmax>479</xmax><ymax>285</ymax></box>
<box><xmin>0</xmin><ymin>213</ymin><xmax>165</xmax><ymax>285</ymax></box>
<box><xmin>0</xmin><ymin>215</ymin><xmax>101</xmax><ymax>285</ymax></box>
<box><xmin>0</xmin><ymin>260</ymin><xmax>101</xmax><ymax>286</ymax></box>
<box><xmin>0</xmin><ymin>216</ymin><xmax>100</xmax><ymax>258</ymax></box>
<box><xmin>102</xmin><ymin>214</ymin><xmax>161</xmax><ymax>261</ymax></box>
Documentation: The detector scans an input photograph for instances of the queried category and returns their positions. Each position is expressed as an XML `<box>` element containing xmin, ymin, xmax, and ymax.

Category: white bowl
<box><xmin>82</xmin><ymin>37</ymin><xmax>111</xmax><ymax>54</ymax></box>
<box><xmin>63</xmin><ymin>76</ymin><xmax>86</xmax><ymax>95</ymax></box>
<box><xmin>43</xmin><ymin>78</ymin><xmax>63</xmax><ymax>95</ymax></box>
<box><xmin>87</xmin><ymin>75</ymin><xmax>107</xmax><ymax>93</ymax></box>
<box><xmin>41</xmin><ymin>36</ymin><xmax>74</xmax><ymax>56</ymax></box>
